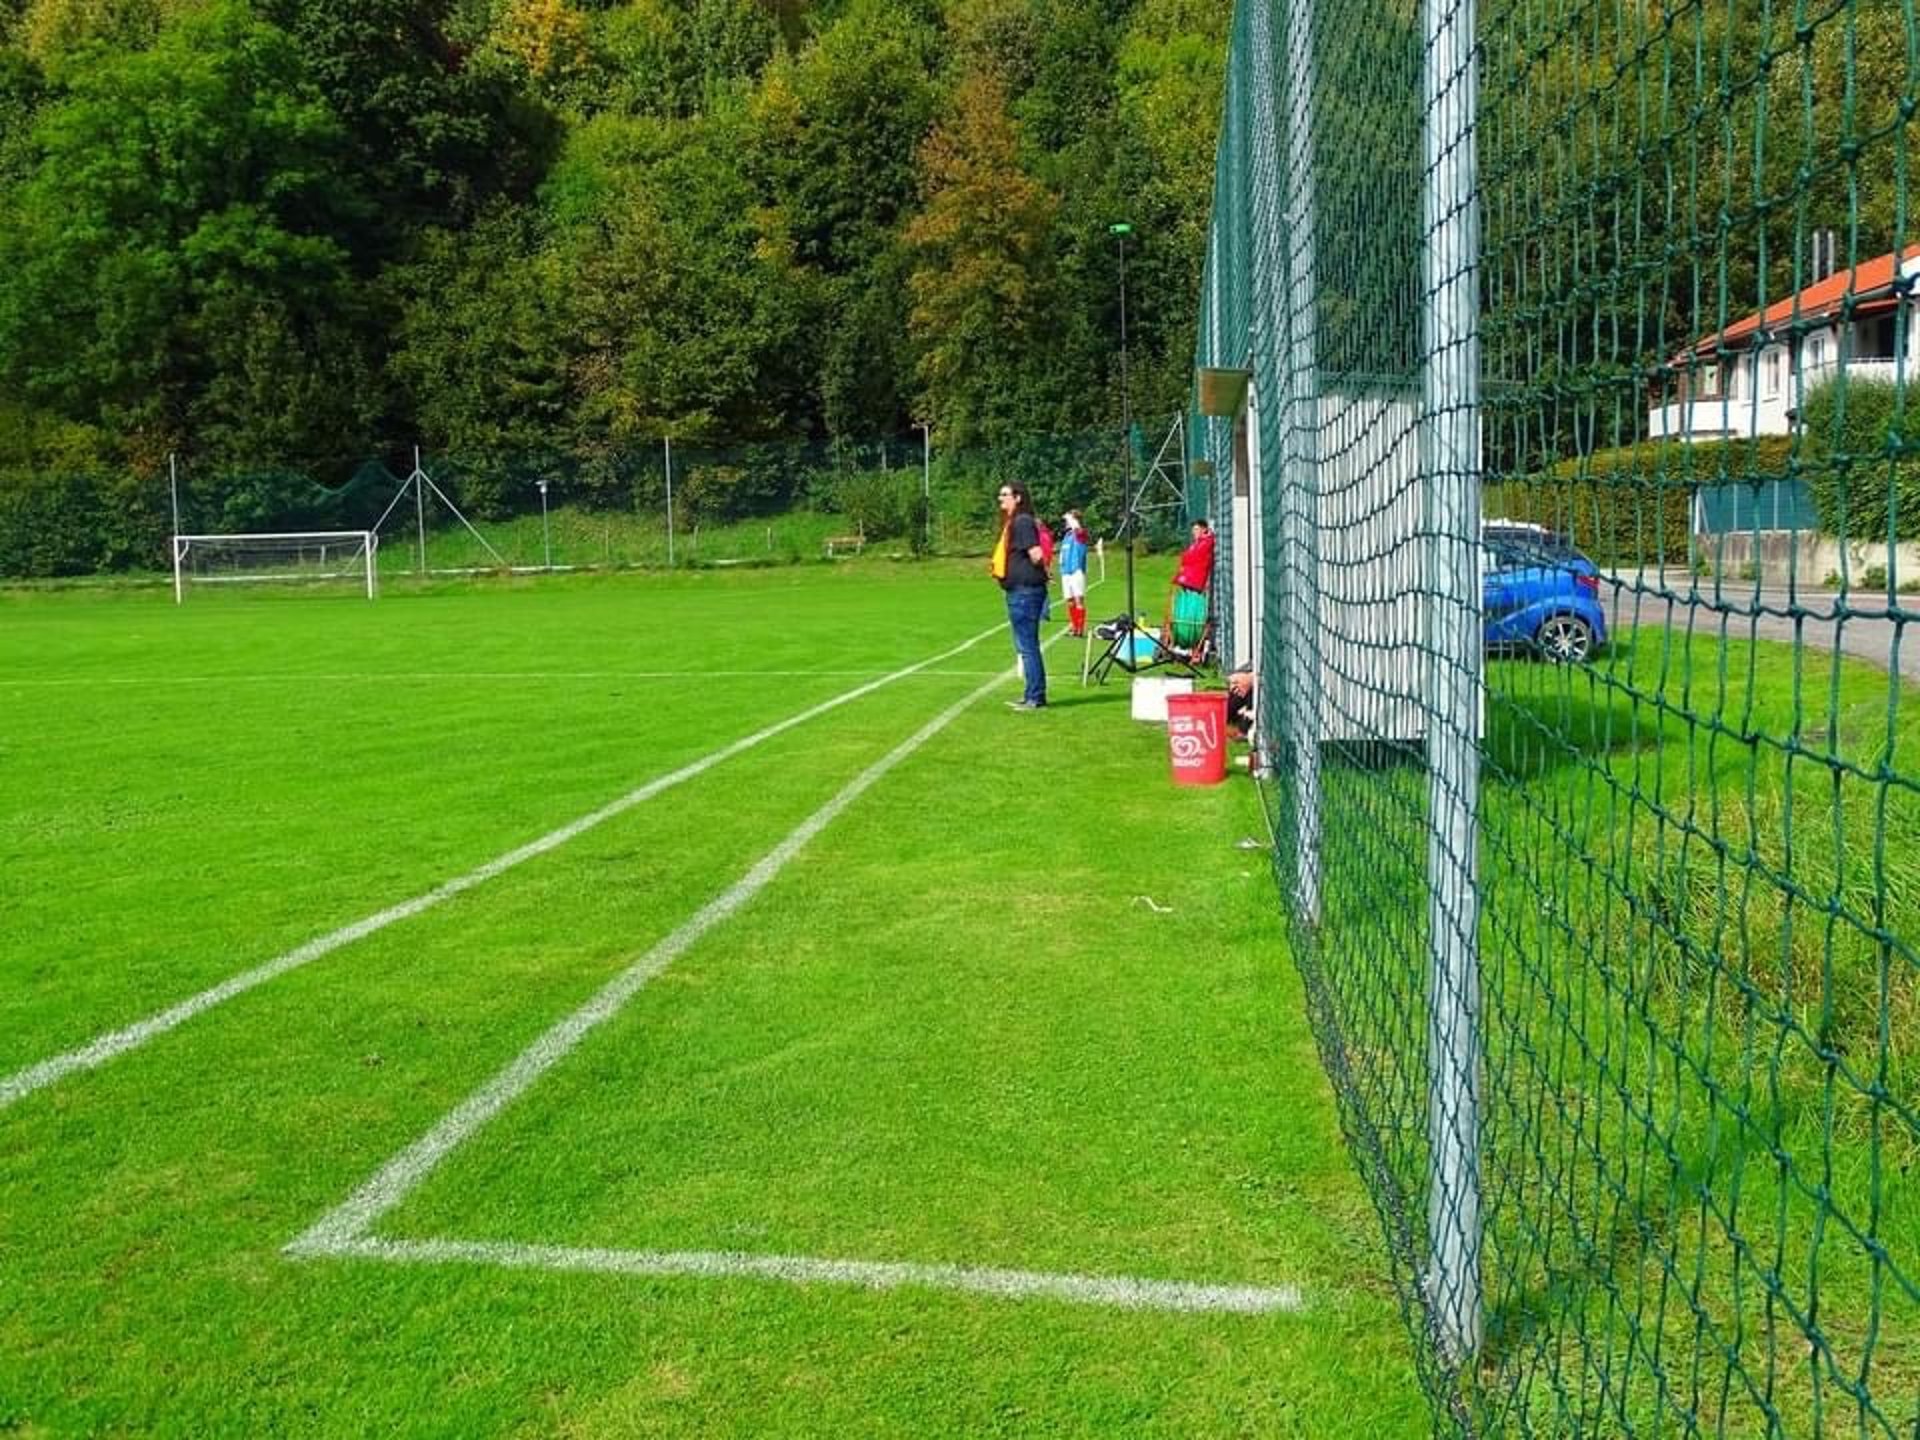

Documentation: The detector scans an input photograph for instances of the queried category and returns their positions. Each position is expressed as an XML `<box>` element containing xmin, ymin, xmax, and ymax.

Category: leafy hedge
<box><xmin>1798</xmin><ymin>377</ymin><xmax>1920</xmax><ymax>539</ymax></box>
<box><xmin>0</xmin><ymin>408</ymin><xmax>170</xmax><ymax>576</ymax></box>
<box><xmin>1487</xmin><ymin>436</ymin><xmax>1796</xmax><ymax>564</ymax></box>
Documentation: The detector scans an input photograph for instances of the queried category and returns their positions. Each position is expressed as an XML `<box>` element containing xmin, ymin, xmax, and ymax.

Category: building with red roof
<box><xmin>1648</xmin><ymin>245</ymin><xmax>1920</xmax><ymax>442</ymax></box>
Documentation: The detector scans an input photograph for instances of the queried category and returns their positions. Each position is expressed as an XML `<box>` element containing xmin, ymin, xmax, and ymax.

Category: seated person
<box><xmin>1226</xmin><ymin>668</ymin><xmax>1255</xmax><ymax>739</ymax></box>
<box><xmin>1166</xmin><ymin>520</ymin><xmax>1215</xmax><ymax>651</ymax></box>
<box><xmin>1174</xmin><ymin>518</ymin><xmax>1215</xmax><ymax>594</ymax></box>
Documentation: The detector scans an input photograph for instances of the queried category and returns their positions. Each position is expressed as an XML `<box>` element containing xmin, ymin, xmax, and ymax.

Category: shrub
<box><xmin>0</xmin><ymin>468</ymin><xmax>108</xmax><ymax>576</ymax></box>
<box><xmin>1797</xmin><ymin>376</ymin><xmax>1920</xmax><ymax>539</ymax></box>
<box><xmin>1488</xmin><ymin>436</ymin><xmax>1797</xmax><ymax>565</ymax></box>
<box><xmin>828</xmin><ymin>468</ymin><xmax>921</xmax><ymax>541</ymax></box>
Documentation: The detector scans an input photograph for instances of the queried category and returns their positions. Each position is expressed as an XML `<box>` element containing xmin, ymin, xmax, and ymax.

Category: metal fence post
<box><xmin>1422</xmin><ymin>0</ymin><xmax>1484</xmax><ymax>1366</ymax></box>
<box><xmin>1281</xmin><ymin>0</ymin><xmax>1324</xmax><ymax>927</ymax></box>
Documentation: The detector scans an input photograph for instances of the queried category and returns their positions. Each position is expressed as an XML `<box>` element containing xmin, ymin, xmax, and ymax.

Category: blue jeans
<box><xmin>1005</xmin><ymin>585</ymin><xmax>1047</xmax><ymax>705</ymax></box>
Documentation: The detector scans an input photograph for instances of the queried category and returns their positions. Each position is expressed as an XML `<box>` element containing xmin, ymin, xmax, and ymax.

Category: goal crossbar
<box><xmin>173</xmin><ymin>530</ymin><xmax>379</xmax><ymax>602</ymax></box>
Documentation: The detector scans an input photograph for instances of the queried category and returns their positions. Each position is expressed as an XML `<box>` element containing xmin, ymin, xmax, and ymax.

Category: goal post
<box><xmin>172</xmin><ymin>531</ymin><xmax>379</xmax><ymax>602</ymax></box>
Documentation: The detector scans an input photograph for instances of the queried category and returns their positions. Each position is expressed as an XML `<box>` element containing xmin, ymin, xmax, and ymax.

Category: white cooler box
<box><xmin>1130</xmin><ymin>675</ymin><xmax>1193</xmax><ymax>723</ymax></box>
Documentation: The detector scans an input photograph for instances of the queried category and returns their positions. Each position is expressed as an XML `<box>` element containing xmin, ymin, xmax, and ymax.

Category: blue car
<box><xmin>1483</xmin><ymin>528</ymin><xmax>1607</xmax><ymax>662</ymax></box>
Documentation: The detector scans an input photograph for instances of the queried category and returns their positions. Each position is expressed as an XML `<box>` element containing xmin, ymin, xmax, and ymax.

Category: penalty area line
<box><xmin>289</xmin><ymin>667</ymin><xmax>1006</xmax><ymax>1253</ymax></box>
<box><xmin>0</xmin><ymin>625</ymin><xmax>1008</xmax><ymax>1112</ymax></box>
<box><xmin>300</xmin><ymin>1235</ymin><xmax>1307</xmax><ymax>1317</ymax></box>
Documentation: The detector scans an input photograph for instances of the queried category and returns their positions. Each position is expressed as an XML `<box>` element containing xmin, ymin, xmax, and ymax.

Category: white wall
<box><xmin>1648</xmin><ymin>291</ymin><xmax>1919</xmax><ymax>442</ymax></box>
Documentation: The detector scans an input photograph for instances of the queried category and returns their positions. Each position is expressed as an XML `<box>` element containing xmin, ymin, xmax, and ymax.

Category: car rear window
<box><xmin>1486</xmin><ymin>537</ymin><xmax>1583</xmax><ymax>570</ymax></box>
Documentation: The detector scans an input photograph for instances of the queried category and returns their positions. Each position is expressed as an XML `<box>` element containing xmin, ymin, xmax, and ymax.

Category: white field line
<box><xmin>4</xmin><ymin>669</ymin><xmax>1014</xmax><ymax>687</ymax></box>
<box><xmin>0</xmin><ymin>626</ymin><xmax>1009</xmax><ymax>1111</ymax></box>
<box><xmin>289</xmin><ymin>669</ymin><xmax>1005</xmax><ymax>1252</ymax></box>
<box><xmin>312</xmin><ymin>1235</ymin><xmax>1306</xmax><ymax>1316</ymax></box>
<box><xmin>291</xmin><ymin>652</ymin><xmax>1298</xmax><ymax>1318</ymax></box>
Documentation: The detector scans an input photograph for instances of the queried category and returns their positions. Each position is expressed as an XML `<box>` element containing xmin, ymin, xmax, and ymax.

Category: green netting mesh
<box><xmin>1196</xmin><ymin>0</ymin><xmax>1918</xmax><ymax>1433</ymax></box>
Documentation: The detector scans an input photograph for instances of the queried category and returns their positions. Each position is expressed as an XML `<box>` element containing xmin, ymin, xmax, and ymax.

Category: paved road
<box><xmin>1602</xmin><ymin>571</ymin><xmax>1912</xmax><ymax>679</ymax></box>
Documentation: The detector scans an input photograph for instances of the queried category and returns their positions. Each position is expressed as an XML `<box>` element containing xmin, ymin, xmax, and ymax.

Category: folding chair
<box><xmin>1086</xmin><ymin>583</ymin><xmax>1214</xmax><ymax>683</ymax></box>
<box><xmin>1161</xmin><ymin>583</ymin><xmax>1215</xmax><ymax>667</ymax></box>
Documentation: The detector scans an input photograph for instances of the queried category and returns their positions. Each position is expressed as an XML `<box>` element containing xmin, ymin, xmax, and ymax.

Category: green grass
<box><xmin>0</xmin><ymin>561</ymin><xmax>1423</xmax><ymax>1437</ymax></box>
<box><xmin>1473</xmin><ymin>631</ymin><xmax>1919</xmax><ymax>1436</ymax></box>
<box><xmin>1281</xmin><ymin>624</ymin><xmax>1919</xmax><ymax>1435</ymax></box>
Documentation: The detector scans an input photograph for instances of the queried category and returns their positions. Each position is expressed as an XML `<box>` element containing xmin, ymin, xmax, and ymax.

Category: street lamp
<box><xmin>913</xmin><ymin>421</ymin><xmax>932</xmax><ymax>550</ymax></box>
<box><xmin>535</xmin><ymin>478</ymin><xmax>552</xmax><ymax>570</ymax></box>
<box><xmin>1110</xmin><ymin>221</ymin><xmax>1139</xmax><ymax>629</ymax></box>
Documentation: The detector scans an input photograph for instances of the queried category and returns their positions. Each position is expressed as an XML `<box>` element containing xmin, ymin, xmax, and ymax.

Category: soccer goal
<box><xmin>172</xmin><ymin>531</ymin><xmax>379</xmax><ymax>602</ymax></box>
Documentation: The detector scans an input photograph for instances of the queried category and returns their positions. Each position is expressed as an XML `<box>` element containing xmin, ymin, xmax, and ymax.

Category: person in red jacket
<box><xmin>1168</xmin><ymin>519</ymin><xmax>1215</xmax><ymax>649</ymax></box>
<box><xmin>1174</xmin><ymin>518</ymin><xmax>1216</xmax><ymax>594</ymax></box>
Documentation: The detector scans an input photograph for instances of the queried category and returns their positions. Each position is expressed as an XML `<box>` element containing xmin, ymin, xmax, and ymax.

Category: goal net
<box><xmin>172</xmin><ymin>531</ymin><xmax>379</xmax><ymax>601</ymax></box>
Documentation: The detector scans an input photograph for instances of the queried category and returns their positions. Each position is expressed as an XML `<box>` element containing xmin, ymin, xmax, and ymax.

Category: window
<box><xmin>1808</xmin><ymin>335</ymin><xmax>1826</xmax><ymax>371</ymax></box>
<box><xmin>1696</xmin><ymin>362</ymin><xmax>1723</xmax><ymax>398</ymax></box>
<box><xmin>1765</xmin><ymin>350</ymin><xmax>1784</xmax><ymax>397</ymax></box>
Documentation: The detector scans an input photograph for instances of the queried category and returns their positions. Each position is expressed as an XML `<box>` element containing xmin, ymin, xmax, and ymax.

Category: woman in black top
<box><xmin>991</xmin><ymin>481</ymin><xmax>1049</xmax><ymax>709</ymax></box>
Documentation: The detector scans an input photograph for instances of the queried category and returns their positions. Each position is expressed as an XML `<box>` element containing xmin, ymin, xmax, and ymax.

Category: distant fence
<box><xmin>0</xmin><ymin>429</ymin><xmax>1150</xmax><ymax>578</ymax></box>
<box><xmin>1193</xmin><ymin>0</ymin><xmax>1917</xmax><ymax>1433</ymax></box>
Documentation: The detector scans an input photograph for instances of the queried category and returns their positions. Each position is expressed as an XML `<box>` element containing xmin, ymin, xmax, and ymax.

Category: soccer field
<box><xmin>0</xmin><ymin>562</ymin><xmax>1423</xmax><ymax>1437</ymax></box>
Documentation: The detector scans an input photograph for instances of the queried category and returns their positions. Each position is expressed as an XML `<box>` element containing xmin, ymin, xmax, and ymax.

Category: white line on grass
<box><xmin>0</xmin><ymin>627</ymin><xmax>1010</xmax><ymax>1111</ymax></box>
<box><xmin>289</xmin><ymin>669</ymin><xmax>1005</xmax><ymax>1251</ymax></box>
<box><xmin>311</xmin><ymin>1236</ymin><xmax>1306</xmax><ymax>1316</ymax></box>
<box><xmin>291</xmin><ymin>653</ymin><xmax>1299</xmax><ymax>1317</ymax></box>
<box><xmin>4</xmin><ymin>669</ymin><xmax>1011</xmax><ymax>687</ymax></box>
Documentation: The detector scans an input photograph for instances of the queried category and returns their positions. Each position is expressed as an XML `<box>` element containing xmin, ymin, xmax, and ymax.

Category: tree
<box><xmin>749</xmin><ymin>0</ymin><xmax>937</xmax><ymax>436</ymax></box>
<box><xmin>255</xmin><ymin>0</ymin><xmax>555</xmax><ymax>228</ymax></box>
<box><xmin>750</xmin><ymin>0</ymin><xmax>937</xmax><ymax>275</ymax></box>
<box><xmin>569</xmin><ymin>0</ymin><xmax>779</xmax><ymax>121</ymax></box>
<box><xmin>538</xmin><ymin>108</ymin><xmax>817</xmax><ymax>447</ymax></box>
<box><xmin>1743</xmin><ymin>1</ymin><xmax>1911</xmax><ymax>303</ymax></box>
<box><xmin>489</xmin><ymin>0</ymin><xmax>596</xmax><ymax>108</ymax></box>
<box><xmin>12</xmin><ymin>0</ymin><xmax>186</xmax><ymax>65</ymax></box>
<box><xmin>384</xmin><ymin>205</ymin><xmax>574</xmax><ymax>509</ymax></box>
<box><xmin>903</xmin><ymin>70</ymin><xmax>1058</xmax><ymax>446</ymax></box>
<box><xmin>0</xmin><ymin>1</ymin><xmax>380</xmax><ymax>463</ymax></box>
<box><xmin>0</xmin><ymin>47</ymin><xmax>43</xmax><ymax>185</ymax></box>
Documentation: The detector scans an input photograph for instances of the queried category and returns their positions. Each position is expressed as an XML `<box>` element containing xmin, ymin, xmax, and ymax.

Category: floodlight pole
<box><xmin>914</xmin><ymin>421</ymin><xmax>932</xmax><ymax>549</ymax></box>
<box><xmin>664</xmin><ymin>435</ymin><xmax>676</xmax><ymax>567</ymax></box>
<box><xmin>1112</xmin><ymin>221</ymin><xmax>1137</xmax><ymax>627</ymax></box>
<box><xmin>536</xmin><ymin>479</ymin><xmax>552</xmax><ymax>569</ymax></box>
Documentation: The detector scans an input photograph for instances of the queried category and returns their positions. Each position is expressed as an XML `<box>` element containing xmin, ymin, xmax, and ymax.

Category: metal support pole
<box><xmin>916</xmin><ymin>422</ymin><xmax>932</xmax><ymax>549</ymax></box>
<box><xmin>1280</xmin><ymin>0</ymin><xmax>1323</xmax><ymax>925</ymax></box>
<box><xmin>664</xmin><ymin>435</ymin><xmax>676</xmax><ymax>567</ymax></box>
<box><xmin>413</xmin><ymin>445</ymin><xmax>427</xmax><ymax>576</ymax></box>
<box><xmin>538</xmin><ymin>480</ymin><xmax>552</xmax><ymax>570</ymax></box>
<box><xmin>1423</xmin><ymin>0</ymin><xmax>1485</xmax><ymax>1366</ymax></box>
<box><xmin>169</xmin><ymin>453</ymin><xmax>183</xmax><ymax>604</ymax></box>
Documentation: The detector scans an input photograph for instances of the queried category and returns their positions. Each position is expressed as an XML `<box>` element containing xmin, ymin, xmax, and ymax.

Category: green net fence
<box><xmin>1195</xmin><ymin>0</ymin><xmax>1918</xmax><ymax>1433</ymax></box>
<box><xmin>0</xmin><ymin>429</ymin><xmax>1140</xmax><ymax>578</ymax></box>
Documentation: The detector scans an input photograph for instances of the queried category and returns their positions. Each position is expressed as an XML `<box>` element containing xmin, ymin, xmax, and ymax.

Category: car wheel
<box><xmin>1535</xmin><ymin>613</ymin><xmax>1593</xmax><ymax>663</ymax></box>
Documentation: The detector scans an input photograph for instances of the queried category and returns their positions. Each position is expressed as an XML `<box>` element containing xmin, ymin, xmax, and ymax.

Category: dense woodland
<box><xmin>0</xmin><ymin>0</ymin><xmax>1912</xmax><ymax>573</ymax></box>
<box><xmin>0</xmin><ymin>0</ymin><xmax>1225</xmax><ymax>568</ymax></box>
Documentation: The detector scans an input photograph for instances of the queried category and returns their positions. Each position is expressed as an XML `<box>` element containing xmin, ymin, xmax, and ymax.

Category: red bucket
<box><xmin>1165</xmin><ymin>691</ymin><xmax>1229</xmax><ymax>786</ymax></box>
